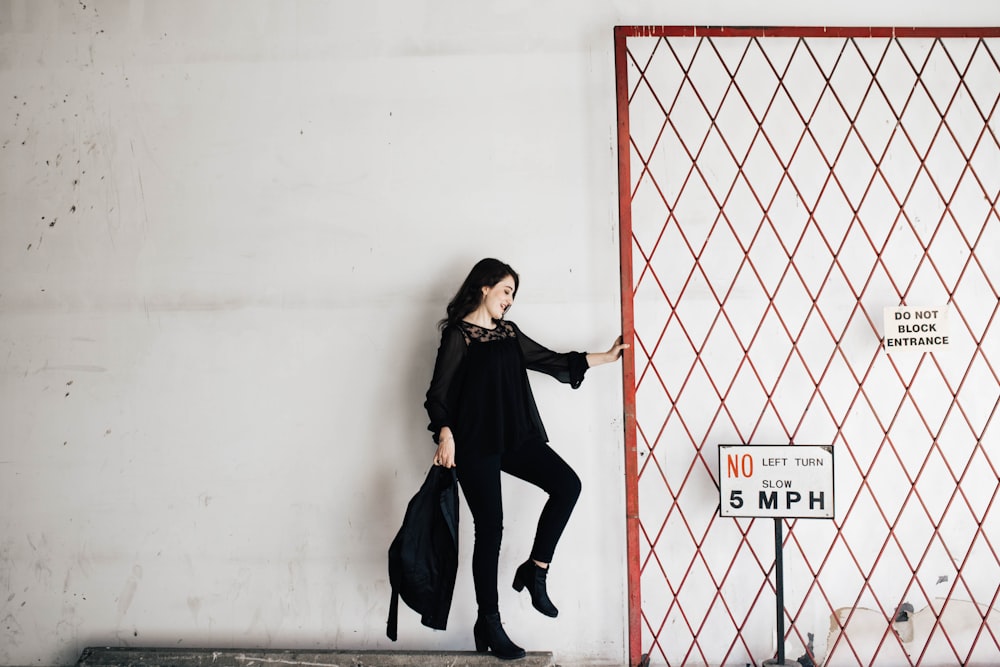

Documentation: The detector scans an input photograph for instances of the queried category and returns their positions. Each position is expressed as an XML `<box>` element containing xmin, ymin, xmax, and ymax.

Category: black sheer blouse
<box><xmin>424</xmin><ymin>320</ymin><xmax>588</xmax><ymax>462</ymax></box>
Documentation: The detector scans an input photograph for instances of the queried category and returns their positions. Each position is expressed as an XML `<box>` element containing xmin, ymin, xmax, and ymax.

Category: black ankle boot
<box><xmin>512</xmin><ymin>559</ymin><xmax>558</xmax><ymax>617</ymax></box>
<box><xmin>473</xmin><ymin>612</ymin><xmax>526</xmax><ymax>660</ymax></box>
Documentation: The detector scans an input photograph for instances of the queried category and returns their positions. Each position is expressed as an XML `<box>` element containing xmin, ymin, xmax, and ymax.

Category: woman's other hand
<box><xmin>433</xmin><ymin>429</ymin><xmax>456</xmax><ymax>468</ymax></box>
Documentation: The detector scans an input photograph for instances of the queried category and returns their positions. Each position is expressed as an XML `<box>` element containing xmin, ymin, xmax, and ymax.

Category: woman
<box><xmin>424</xmin><ymin>258</ymin><xmax>626</xmax><ymax>659</ymax></box>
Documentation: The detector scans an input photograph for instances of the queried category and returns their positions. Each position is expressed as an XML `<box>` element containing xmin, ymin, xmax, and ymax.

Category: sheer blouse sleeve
<box><xmin>424</xmin><ymin>325</ymin><xmax>468</xmax><ymax>441</ymax></box>
<box><xmin>510</xmin><ymin>321</ymin><xmax>588</xmax><ymax>389</ymax></box>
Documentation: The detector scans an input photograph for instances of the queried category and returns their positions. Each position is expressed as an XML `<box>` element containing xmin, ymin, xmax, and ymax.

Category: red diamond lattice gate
<box><xmin>615</xmin><ymin>26</ymin><xmax>1000</xmax><ymax>667</ymax></box>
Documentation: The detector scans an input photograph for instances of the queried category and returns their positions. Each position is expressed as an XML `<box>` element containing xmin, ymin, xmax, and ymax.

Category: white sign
<box><xmin>883</xmin><ymin>306</ymin><xmax>950</xmax><ymax>352</ymax></box>
<box><xmin>718</xmin><ymin>445</ymin><xmax>834</xmax><ymax>519</ymax></box>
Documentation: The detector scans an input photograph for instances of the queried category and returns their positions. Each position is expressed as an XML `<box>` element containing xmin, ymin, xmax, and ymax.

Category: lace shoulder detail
<box><xmin>458</xmin><ymin>320</ymin><xmax>516</xmax><ymax>344</ymax></box>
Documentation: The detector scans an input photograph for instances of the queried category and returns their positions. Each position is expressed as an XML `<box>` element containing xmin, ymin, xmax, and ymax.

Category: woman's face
<box><xmin>481</xmin><ymin>275</ymin><xmax>516</xmax><ymax>320</ymax></box>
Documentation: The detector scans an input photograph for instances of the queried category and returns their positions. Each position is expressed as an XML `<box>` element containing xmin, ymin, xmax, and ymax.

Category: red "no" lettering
<box><xmin>727</xmin><ymin>454</ymin><xmax>754</xmax><ymax>478</ymax></box>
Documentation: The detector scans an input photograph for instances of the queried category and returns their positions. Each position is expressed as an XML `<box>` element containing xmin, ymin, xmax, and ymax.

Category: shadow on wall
<box><xmin>372</xmin><ymin>261</ymin><xmax>465</xmax><ymax>502</ymax></box>
<box><xmin>362</xmin><ymin>258</ymin><xmax>469</xmax><ymax>581</ymax></box>
<box><xmin>824</xmin><ymin>600</ymin><xmax>1000</xmax><ymax>666</ymax></box>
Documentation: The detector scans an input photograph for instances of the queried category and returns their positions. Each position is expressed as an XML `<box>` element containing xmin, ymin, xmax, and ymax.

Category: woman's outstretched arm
<box><xmin>586</xmin><ymin>336</ymin><xmax>628</xmax><ymax>368</ymax></box>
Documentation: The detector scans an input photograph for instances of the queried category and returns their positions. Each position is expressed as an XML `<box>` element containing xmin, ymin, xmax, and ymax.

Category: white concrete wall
<box><xmin>0</xmin><ymin>1</ymin><xmax>995</xmax><ymax>666</ymax></box>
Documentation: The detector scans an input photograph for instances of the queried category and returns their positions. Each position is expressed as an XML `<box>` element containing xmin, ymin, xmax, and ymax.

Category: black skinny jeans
<box><xmin>456</xmin><ymin>442</ymin><xmax>582</xmax><ymax>616</ymax></box>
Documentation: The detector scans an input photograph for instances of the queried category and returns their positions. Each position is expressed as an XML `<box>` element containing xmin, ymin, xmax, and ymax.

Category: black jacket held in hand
<box><xmin>387</xmin><ymin>465</ymin><xmax>459</xmax><ymax>641</ymax></box>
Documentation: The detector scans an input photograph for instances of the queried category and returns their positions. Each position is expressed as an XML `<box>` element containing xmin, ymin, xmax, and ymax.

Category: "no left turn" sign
<box><xmin>718</xmin><ymin>444</ymin><xmax>835</xmax><ymax>519</ymax></box>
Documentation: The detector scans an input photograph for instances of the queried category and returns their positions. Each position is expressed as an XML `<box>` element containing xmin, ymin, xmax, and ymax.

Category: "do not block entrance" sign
<box><xmin>718</xmin><ymin>444</ymin><xmax>835</xmax><ymax>519</ymax></box>
<box><xmin>883</xmin><ymin>305</ymin><xmax>950</xmax><ymax>352</ymax></box>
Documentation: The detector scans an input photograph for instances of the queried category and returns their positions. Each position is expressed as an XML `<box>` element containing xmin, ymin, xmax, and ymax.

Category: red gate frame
<box><xmin>614</xmin><ymin>24</ymin><xmax>1000</xmax><ymax>667</ymax></box>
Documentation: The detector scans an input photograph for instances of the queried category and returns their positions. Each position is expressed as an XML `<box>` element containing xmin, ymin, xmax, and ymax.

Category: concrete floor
<box><xmin>74</xmin><ymin>647</ymin><xmax>556</xmax><ymax>667</ymax></box>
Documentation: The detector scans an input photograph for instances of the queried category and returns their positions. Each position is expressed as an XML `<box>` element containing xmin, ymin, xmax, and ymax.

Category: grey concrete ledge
<box><xmin>76</xmin><ymin>648</ymin><xmax>555</xmax><ymax>667</ymax></box>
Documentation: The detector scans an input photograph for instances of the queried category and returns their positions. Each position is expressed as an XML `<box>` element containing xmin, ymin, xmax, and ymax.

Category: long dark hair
<box><xmin>439</xmin><ymin>258</ymin><xmax>520</xmax><ymax>329</ymax></box>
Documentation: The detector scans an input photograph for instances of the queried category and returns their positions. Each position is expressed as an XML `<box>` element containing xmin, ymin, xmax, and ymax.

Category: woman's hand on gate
<box><xmin>587</xmin><ymin>336</ymin><xmax>629</xmax><ymax>368</ymax></box>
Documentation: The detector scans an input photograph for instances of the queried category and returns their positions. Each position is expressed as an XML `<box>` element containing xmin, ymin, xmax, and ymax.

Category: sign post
<box><xmin>718</xmin><ymin>444</ymin><xmax>835</xmax><ymax>666</ymax></box>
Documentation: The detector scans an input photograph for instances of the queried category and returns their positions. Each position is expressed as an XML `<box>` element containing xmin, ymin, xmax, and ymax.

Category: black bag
<box><xmin>386</xmin><ymin>465</ymin><xmax>459</xmax><ymax>640</ymax></box>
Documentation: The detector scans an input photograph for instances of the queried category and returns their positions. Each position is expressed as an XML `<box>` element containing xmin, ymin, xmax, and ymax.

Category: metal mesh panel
<box><xmin>616</xmin><ymin>28</ymin><xmax>1000</xmax><ymax>666</ymax></box>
